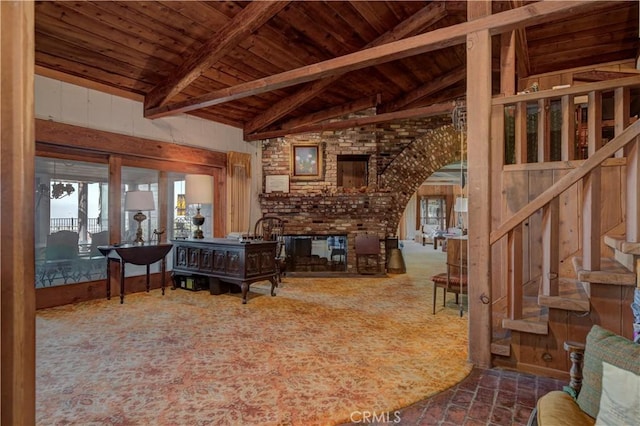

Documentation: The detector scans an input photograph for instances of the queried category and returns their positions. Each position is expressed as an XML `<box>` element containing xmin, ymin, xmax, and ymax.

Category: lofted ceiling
<box><xmin>34</xmin><ymin>1</ymin><xmax>639</xmax><ymax>141</ymax></box>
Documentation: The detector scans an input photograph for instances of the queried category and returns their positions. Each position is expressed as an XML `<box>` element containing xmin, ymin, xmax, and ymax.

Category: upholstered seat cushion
<box><xmin>431</xmin><ymin>273</ymin><xmax>468</xmax><ymax>286</ymax></box>
<box><xmin>536</xmin><ymin>391</ymin><xmax>595</xmax><ymax>426</ymax></box>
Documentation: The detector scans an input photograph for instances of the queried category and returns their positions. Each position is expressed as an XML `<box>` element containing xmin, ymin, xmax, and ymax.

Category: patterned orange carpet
<box><xmin>36</xmin><ymin>241</ymin><xmax>470</xmax><ymax>425</ymax></box>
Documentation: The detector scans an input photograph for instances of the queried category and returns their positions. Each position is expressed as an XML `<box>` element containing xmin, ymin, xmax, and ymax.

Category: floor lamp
<box><xmin>186</xmin><ymin>174</ymin><xmax>213</xmax><ymax>239</ymax></box>
<box><xmin>124</xmin><ymin>190</ymin><xmax>155</xmax><ymax>244</ymax></box>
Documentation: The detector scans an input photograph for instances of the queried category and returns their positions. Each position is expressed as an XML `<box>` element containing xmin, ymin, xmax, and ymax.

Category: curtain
<box><xmin>226</xmin><ymin>151</ymin><xmax>251</xmax><ymax>234</ymax></box>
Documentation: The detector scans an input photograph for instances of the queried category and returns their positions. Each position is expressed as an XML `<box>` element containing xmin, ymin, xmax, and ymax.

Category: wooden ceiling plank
<box><xmin>244</xmin><ymin>102</ymin><xmax>455</xmax><ymax>142</ymax></box>
<box><xmin>531</xmin><ymin>42</ymin><xmax>639</xmax><ymax>75</ymax></box>
<box><xmin>279</xmin><ymin>95</ymin><xmax>381</xmax><ymax>131</ymax></box>
<box><xmin>573</xmin><ymin>69</ymin><xmax>640</xmax><ymax>82</ymax></box>
<box><xmin>380</xmin><ymin>67</ymin><xmax>466</xmax><ymax>113</ymax></box>
<box><xmin>529</xmin><ymin>25</ymin><xmax>638</xmax><ymax>57</ymax></box>
<box><xmin>526</xmin><ymin>3</ymin><xmax>636</xmax><ymax>42</ymax></box>
<box><xmin>242</xmin><ymin>2</ymin><xmax>448</xmax><ymax>133</ymax></box>
<box><xmin>35</xmin><ymin>35</ymin><xmax>159</xmax><ymax>87</ymax></box>
<box><xmin>146</xmin><ymin>1</ymin><xmax>599</xmax><ymax>120</ymax></box>
<box><xmin>36</xmin><ymin>2</ymin><xmax>185</xmax><ymax>64</ymax></box>
<box><xmin>145</xmin><ymin>1</ymin><xmax>290</xmax><ymax>109</ymax></box>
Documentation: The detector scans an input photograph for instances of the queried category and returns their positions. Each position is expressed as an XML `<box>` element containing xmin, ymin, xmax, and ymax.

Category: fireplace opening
<box><xmin>284</xmin><ymin>235</ymin><xmax>347</xmax><ymax>273</ymax></box>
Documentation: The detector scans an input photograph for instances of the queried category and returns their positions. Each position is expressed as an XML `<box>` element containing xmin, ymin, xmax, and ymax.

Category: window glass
<box><xmin>121</xmin><ymin>166</ymin><xmax>159</xmax><ymax>244</ymax></box>
<box><xmin>34</xmin><ymin>157</ymin><xmax>109</xmax><ymax>288</ymax></box>
<box><xmin>165</xmin><ymin>173</ymin><xmax>213</xmax><ymax>240</ymax></box>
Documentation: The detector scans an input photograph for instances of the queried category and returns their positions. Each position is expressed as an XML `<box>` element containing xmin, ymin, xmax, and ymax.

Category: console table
<box><xmin>98</xmin><ymin>243</ymin><xmax>173</xmax><ymax>304</ymax></box>
<box><xmin>171</xmin><ymin>238</ymin><xmax>277</xmax><ymax>304</ymax></box>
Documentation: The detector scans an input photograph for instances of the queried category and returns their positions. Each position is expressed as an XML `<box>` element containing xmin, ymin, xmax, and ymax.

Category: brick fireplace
<box><xmin>259</xmin><ymin>112</ymin><xmax>461</xmax><ymax>274</ymax></box>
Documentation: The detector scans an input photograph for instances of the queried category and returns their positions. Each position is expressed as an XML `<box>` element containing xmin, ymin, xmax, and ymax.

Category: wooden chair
<box><xmin>88</xmin><ymin>231</ymin><xmax>109</xmax><ymax>257</ymax></box>
<box><xmin>42</xmin><ymin>230</ymin><xmax>80</xmax><ymax>284</ymax></box>
<box><xmin>254</xmin><ymin>216</ymin><xmax>286</xmax><ymax>282</ymax></box>
<box><xmin>431</xmin><ymin>237</ymin><xmax>468</xmax><ymax>316</ymax></box>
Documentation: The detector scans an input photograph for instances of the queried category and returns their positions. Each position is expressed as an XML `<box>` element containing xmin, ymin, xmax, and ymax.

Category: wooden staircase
<box><xmin>488</xmin><ymin>73</ymin><xmax>640</xmax><ymax>378</ymax></box>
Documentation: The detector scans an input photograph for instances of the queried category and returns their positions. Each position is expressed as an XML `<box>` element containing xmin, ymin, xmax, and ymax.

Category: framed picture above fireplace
<box><xmin>291</xmin><ymin>143</ymin><xmax>323</xmax><ymax>180</ymax></box>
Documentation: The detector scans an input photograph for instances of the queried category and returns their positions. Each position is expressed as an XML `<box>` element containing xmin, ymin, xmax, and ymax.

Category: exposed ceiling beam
<box><xmin>277</xmin><ymin>95</ymin><xmax>381</xmax><ymax>132</ymax></box>
<box><xmin>145</xmin><ymin>1</ymin><xmax>599</xmax><ymax>120</ymax></box>
<box><xmin>242</xmin><ymin>2</ymin><xmax>448</xmax><ymax>134</ymax></box>
<box><xmin>379</xmin><ymin>68</ymin><xmax>466</xmax><ymax>113</ymax></box>
<box><xmin>144</xmin><ymin>1</ymin><xmax>290</xmax><ymax>109</ymax></box>
<box><xmin>244</xmin><ymin>101</ymin><xmax>455</xmax><ymax>142</ymax></box>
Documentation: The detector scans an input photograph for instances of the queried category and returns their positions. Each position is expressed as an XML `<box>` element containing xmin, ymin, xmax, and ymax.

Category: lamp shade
<box><xmin>124</xmin><ymin>190</ymin><xmax>155</xmax><ymax>211</ymax></box>
<box><xmin>454</xmin><ymin>197</ymin><xmax>468</xmax><ymax>213</ymax></box>
<box><xmin>185</xmin><ymin>174</ymin><xmax>213</xmax><ymax>205</ymax></box>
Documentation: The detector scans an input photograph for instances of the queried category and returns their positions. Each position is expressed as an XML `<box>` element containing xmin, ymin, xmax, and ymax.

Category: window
<box><xmin>420</xmin><ymin>197</ymin><xmax>446</xmax><ymax>231</ymax></box>
<box><xmin>34</xmin><ymin>157</ymin><xmax>109</xmax><ymax>288</ymax></box>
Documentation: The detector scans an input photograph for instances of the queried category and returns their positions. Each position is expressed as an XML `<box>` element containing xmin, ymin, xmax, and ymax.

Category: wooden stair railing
<box><xmin>490</xmin><ymin>79</ymin><xmax>640</xmax><ymax>344</ymax></box>
<box><xmin>490</xmin><ymin>118</ymin><xmax>640</xmax><ymax>245</ymax></box>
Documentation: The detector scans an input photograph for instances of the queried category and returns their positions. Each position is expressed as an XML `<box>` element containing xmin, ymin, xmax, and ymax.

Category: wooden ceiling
<box><xmin>34</xmin><ymin>1</ymin><xmax>639</xmax><ymax>141</ymax></box>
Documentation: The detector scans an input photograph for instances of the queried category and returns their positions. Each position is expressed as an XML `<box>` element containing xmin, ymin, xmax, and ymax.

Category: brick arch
<box><xmin>379</xmin><ymin>124</ymin><xmax>463</xmax><ymax>232</ymax></box>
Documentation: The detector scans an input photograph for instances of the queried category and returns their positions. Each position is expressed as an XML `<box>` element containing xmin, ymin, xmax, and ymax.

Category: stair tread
<box><xmin>502</xmin><ymin>318</ymin><xmax>548</xmax><ymax>335</ymax></box>
<box><xmin>538</xmin><ymin>278</ymin><xmax>590</xmax><ymax>312</ymax></box>
<box><xmin>572</xmin><ymin>257</ymin><xmax>636</xmax><ymax>285</ymax></box>
<box><xmin>604</xmin><ymin>235</ymin><xmax>640</xmax><ymax>255</ymax></box>
<box><xmin>491</xmin><ymin>337</ymin><xmax>511</xmax><ymax>357</ymax></box>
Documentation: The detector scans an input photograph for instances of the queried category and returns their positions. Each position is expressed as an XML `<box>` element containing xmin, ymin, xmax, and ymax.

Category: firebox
<box><xmin>284</xmin><ymin>235</ymin><xmax>347</xmax><ymax>273</ymax></box>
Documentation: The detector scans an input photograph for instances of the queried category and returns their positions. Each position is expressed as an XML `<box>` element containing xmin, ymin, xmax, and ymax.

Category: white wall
<box><xmin>403</xmin><ymin>192</ymin><xmax>418</xmax><ymax>240</ymax></box>
<box><xmin>35</xmin><ymin>75</ymin><xmax>264</xmax><ymax>228</ymax></box>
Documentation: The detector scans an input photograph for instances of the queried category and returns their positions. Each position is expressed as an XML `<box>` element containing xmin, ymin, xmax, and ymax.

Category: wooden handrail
<box><xmin>490</xmin><ymin>118</ymin><xmax>640</xmax><ymax>245</ymax></box>
<box><xmin>492</xmin><ymin>75</ymin><xmax>640</xmax><ymax>106</ymax></box>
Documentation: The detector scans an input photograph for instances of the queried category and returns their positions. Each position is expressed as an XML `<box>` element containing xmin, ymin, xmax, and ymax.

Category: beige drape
<box><xmin>226</xmin><ymin>151</ymin><xmax>251</xmax><ymax>234</ymax></box>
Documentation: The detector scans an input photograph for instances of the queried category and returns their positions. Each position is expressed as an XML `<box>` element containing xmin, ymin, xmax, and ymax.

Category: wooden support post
<box><xmin>542</xmin><ymin>198</ymin><xmax>560</xmax><ymax>296</ymax></box>
<box><xmin>508</xmin><ymin>227</ymin><xmax>524</xmax><ymax>319</ymax></box>
<box><xmin>467</xmin><ymin>0</ymin><xmax>492</xmax><ymax>368</ymax></box>
<box><xmin>561</xmin><ymin>94</ymin><xmax>575</xmax><ymax>161</ymax></box>
<box><xmin>582</xmin><ymin>169</ymin><xmax>602</xmax><ymax>271</ymax></box>
<box><xmin>515</xmin><ymin>101</ymin><xmax>528</xmax><ymax>164</ymax></box>
<box><xmin>1</xmin><ymin>1</ymin><xmax>36</xmax><ymax>424</ymax></box>
<box><xmin>626</xmin><ymin>137</ymin><xmax>639</xmax><ymax>242</ymax></box>
<box><xmin>614</xmin><ymin>87</ymin><xmax>629</xmax><ymax>158</ymax></box>
<box><xmin>587</xmin><ymin>91</ymin><xmax>602</xmax><ymax>155</ymax></box>
<box><xmin>491</xmin><ymin>104</ymin><xmax>507</xmax><ymax>326</ymax></box>
<box><xmin>500</xmin><ymin>31</ymin><xmax>516</xmax><ymax>96</ymax></box>
<box><xmin>538</xmin><ymin>99</ymin><xmax>550</xmax><ymax>162</ymax></box>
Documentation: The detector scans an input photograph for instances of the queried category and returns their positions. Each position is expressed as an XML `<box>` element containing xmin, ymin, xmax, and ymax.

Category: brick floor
<box><xmin>341</xmin><ymin>367</ymin><xmax>565</xmax><ymax>426</ymax></box>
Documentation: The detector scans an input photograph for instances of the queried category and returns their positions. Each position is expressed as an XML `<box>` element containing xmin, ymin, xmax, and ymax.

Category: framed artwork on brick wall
<box><xmin>291</xmin><ymin>143</ymin><xmax>323</xmax><ymax>180</ymax></box>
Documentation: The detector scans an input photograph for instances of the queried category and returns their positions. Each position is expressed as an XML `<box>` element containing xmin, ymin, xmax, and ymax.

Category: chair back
<box><xmin>254</xmin><ymin>216</ymin><xmax>285</xmax><ymax>258</ymax></box>
<box><xmin>45</xmin><ymin>230</ymin><xmax>79</xmax><ymax>260</ymax></box>
<box><xmin>355</xmin><ymin>234</ymin><xmax>380</xmax><ymax>255</ymax></box>
<box><xmin>89</xmin><ymin>231</ymin><xmax>109</xmax><ymax>256</ymax></box>
<box><xmin>446</xmin><ymin>237</ymin><xmax>467</xmax><ymax>277</ymax></box>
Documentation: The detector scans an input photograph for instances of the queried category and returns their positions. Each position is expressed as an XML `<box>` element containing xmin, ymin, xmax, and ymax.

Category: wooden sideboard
<box><xmin>171</xmin><ymin>238</ymin><xmax>278</xmax><ymax>304</ymax></box>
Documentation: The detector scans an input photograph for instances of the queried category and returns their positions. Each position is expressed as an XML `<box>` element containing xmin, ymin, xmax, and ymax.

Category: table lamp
<box><xmin>124</xmin><ymin>190</ymin><xmax>155</xmax><ymax>244</ymax></box>
<box><xmin>186</xmin><ymin>174</ymin><xmax>213</xmax><ymax>239</ymax></box>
